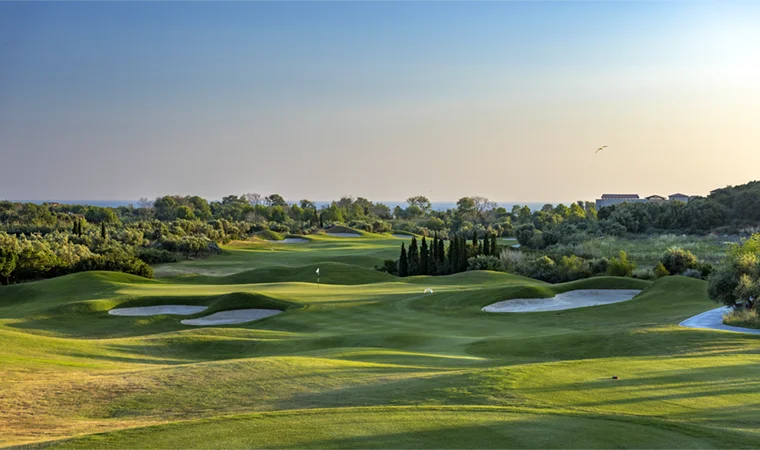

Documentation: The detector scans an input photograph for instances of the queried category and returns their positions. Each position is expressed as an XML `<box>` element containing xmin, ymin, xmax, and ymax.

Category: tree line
<box><xmin>390</xmin><ymin>232</ymin><xmax>499</xmax><ymax>277</ymax></box>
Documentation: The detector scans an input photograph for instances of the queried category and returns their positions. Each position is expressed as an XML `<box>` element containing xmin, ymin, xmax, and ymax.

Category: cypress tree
<box><xmin>459</xmin><ymin>235</ymin><xmax>470</xmax><ymax>272</ymax></box>
<box><xmin>319</xmin><ymin>212</ymin><xmax>324</xmax><ymax>228</ymax></box>
<box><xmin>482</xmin><ymin>232</ymin><xmax>490</xmax><ymax>256</ymax></box>
<box><xmin>72</xmin><ymin>220</ymin><xmax>77</xmax><ymax>235</ymax></box>
<box><xmin>438</xmin><ymin>237</ymin><xmax>445</xmax><ymax>264</ymax></box>
<box><xmin>398</xmin><ymin>243</ymin><xmax>408</xmax><ymax>277</ymax></box>
<box><xmin>431</xmin><ymin>233</ymin><xmax>438</xmax><ymax>264</ymax></box>
<box><xmin>472</xmin><ymin>231</ymin><xmax>478</xmax><ymax>255</ymax></box>
<box><xmin>420</xmin><ymin>236</ymin><xmax>429</xmax><ymax>275</ymax></box>
<box><xmin>408</xmin><ymin>236</ymin><xmax>420</xmax><ymax>275</ymax></box>
<box><xmin>490</xmin><ymin>233</ymin><xmax>497</xmax><ymax>256</ymax></box>
<box><xmin>447</xmin><ymin>236</ymin><xmax>455</xmax><ymax>273</ymax></box>
<box><xmin>100</xmin><ymin>222</ymin><xmax>107</xmax><ymax>240</ymax></box>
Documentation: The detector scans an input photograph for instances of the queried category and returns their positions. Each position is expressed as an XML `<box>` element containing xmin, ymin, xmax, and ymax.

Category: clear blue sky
<box><xmin>2</xmin><ymin>1</ymin><xmax>759</xmax><ymax>202</ymax></box>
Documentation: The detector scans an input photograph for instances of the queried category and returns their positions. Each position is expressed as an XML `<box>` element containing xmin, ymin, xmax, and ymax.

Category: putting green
<box><xmin>2</xmin><ymin>236</ymin><xmax>759</xmax><ymax>448</ymax></box>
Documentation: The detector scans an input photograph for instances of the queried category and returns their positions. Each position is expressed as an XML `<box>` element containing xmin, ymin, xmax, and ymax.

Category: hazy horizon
<box><xmin>2</xmin><ymin>2</ymin><xmax>759</xmax><ymax>202</ymax></box>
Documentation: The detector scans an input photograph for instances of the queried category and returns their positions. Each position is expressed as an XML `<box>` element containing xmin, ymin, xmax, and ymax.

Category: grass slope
<box><xmin>2</xmin><ymin>234</ymin><xmax>759</xmax><ymax>449</ymax></box>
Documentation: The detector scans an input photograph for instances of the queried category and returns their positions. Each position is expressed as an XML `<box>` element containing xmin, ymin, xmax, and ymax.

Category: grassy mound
<box><xmin>30</xmin><ymin>406</ymin><xmax>755</xmax><ymax>449</ymax></box>
<box><xmin>254</xmin><ymin>229</ymin><xmax>284</xmax><ymax>241</ymax></box>
<box><xmin>3</xmin><ymin>290</ymin><xmax>300</xmax><ymax>339</ymax></box>
<box><xmin>324</xmin><ymin>225</ymin><xmax>363</xmax><ymax>236</ymax></box>
<box><xmin>190</xmin><ymin>262</ymin><xmax>398</xmax><ymax>286</ymax></box>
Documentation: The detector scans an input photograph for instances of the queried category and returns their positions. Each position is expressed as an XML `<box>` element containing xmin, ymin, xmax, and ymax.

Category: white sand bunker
<box><xmin>269</xmin><ymin>238</ymin><xmax>308</xmax><ymax>244</ymax></box>
<box><xmin>326</xmin><ymin>232</ymin><xmax>361</xmax><ymax>237</ymax></box>
<box><xmin>109</xmin><ymin>305</ymin><xmax>208</xmax><ymax>316</ymax></box>
<box><xmin>181</xmin><ymin>309</ymin><xmax>282</xmax><ymax>326</ymax></box>
<box><xmin>483</xmin><ymin>289</ymin><xmax>641</xmax><ymax>313</ymax></box>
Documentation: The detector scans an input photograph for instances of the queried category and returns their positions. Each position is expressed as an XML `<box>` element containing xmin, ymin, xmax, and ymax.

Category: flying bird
<box><xmin>595</xmin><ymin>145</ymin><xmax>608</xmax><ymax>154</ymax></box>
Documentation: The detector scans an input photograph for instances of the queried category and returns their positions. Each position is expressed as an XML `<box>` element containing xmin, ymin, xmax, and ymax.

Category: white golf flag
<box><xmin>316</xmin><ymin>268</ymin><xmax>320</xmax><ymax>275</ymax></box>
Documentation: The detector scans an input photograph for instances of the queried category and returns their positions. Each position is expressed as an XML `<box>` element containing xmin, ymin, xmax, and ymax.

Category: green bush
<box><xmin>708</xmin><ymin>234</ymin><xmax>760</xmax><ymax>307</ymax></box>
<box><xmin>660</xmin><ymin>247</ymin><xmax>698</xmax><ymax>275</ymax></box>
<box><xmin>654</xmin><ymin>262</ymin><xmax>670</xmax><ymax>278</ymax></box>
<box><xmin>607</xmin><ymin>251</ymin><xmax>636</xmax><ymax>277</ymax></box>
<box><xmin>136</xmin><ymin>248</ymin><xmax>178</xmax><ymax>264</ymax></box>
<box><xmin>467</xmin><ymin>255</ymin><xmax>504</xmax><ymax>272</ymax></box>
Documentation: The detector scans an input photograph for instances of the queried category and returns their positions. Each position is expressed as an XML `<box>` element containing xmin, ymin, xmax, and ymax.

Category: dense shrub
<box><xmin>708</xmin><ymin>234</ymin><xmax>760</xmax><ymax>307</ymax></box>
<box><xmin>654</xmin><ymin>262</ymin><xmax>670</xmax><ymax>278</ymax></box>
<box><xmin>136</xmin><ymin>248</ymin><xmax>178</xmax><ymax>264</ymax></box>
<box><xmin>633</xmin><ymin>268</ymin><xmax>656</xmax><ymax>280</ymax></box>
<box><xmin>529</xmin><ymin>256</ymin><xmax>558</xmax><ymax>282</ymax></box>
<box><xmin>467</xmin><ymin>255</ymin><xmax>504</xmax><ymax>271</ymax></box>
<box><xmin>607</xmin><ymin>251</ymin><xmax>636</xmax><ymax>277</ymax></box>
<box><xmin>377</xmin><ymin>259</ymin><xmax>398</xmax><ymax>275</ymax></box>
<box><xmin>556</xmin><ymin>255</ymin><xmax>591</xmax><ymax>282</ymax></box>
<box><xmin>660</xmin><ymin>247</ymin><xmax>698</xmax><ymax>275</ymax></box>
<box><xmin>499</xmin><ymin>249</ymin><xmax>527</xmax><ymax>274</ymax></box>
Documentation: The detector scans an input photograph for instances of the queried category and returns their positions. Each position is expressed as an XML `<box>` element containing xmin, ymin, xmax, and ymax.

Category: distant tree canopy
<box><xmin>4</xmin><ymin>181</ymin><xmax>760</xmax><ymax>284</ymax></box>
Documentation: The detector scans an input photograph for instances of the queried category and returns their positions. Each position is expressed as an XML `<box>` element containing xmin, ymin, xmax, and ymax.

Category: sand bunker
<box><xmin>326</xmin><ymin>232</ymin><xmax>361</xmax><ymax>237</ymax></box>
<box><xmin>679</xmin><ymin>306</ymin><xmax>760</xmax><ymax>335</ymax></box>
<box><xmin>109</xmin><ymin>305</ymin><xmax>208</xmax><ymax>316</ymax></box>
<box><xmin>483</xmin><ymin>289</ymin><xmax>641</xmax><ymax>313</ymax></box>
<box><xmin>181</xmin><ymin>309</ymin><xmax>282</xmax><ymax>326</ymax></box>
<box><xmin>269</xmin><ymin>238</ymin><xmax>308</xmax><ymax>244</ymax></box>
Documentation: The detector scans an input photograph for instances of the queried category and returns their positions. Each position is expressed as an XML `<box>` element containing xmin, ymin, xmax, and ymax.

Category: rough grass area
<box><xmin>2</xmin><ymin>234</ymin><xmax>758</xmax><ymax>449</ymax></box>
<box><xmin>553</xmin><ymin>234</ymin><xmax>728</xmax><ymax>266</ymax></box>
<box><xmin>723</xmin><ymin>308</ymin><xmax>760</xmax><ymax>330</ymax></box>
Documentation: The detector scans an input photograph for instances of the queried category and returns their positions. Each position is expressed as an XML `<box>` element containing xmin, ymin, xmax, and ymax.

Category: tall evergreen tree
<box><xmin>490</xmin><ymin>233</ymin><xmax>497</xmax><ymax>256</ymax></box>
<box><xmin>482</xmin><ymin>232</ymin><xmax>490</xmax><ymax>256</ymax></box>
<box><xmin>420</xmin><ymin>237</ymin><xmax>429</xmax><ymax>275</ymax></box>
<box><xmin>447</xmin><ymin>236</ymin><xmax>455</xmax><ymax>273</ymax></box>
<box><xmin>459</xmin><ymin>236</ymin><xmax>468</xmax><ymax>272</ymax></box>
<box><xmin>408</xmin><ymin>236</ymin><xmax>420</xmax><ymax>275</ymax></box>
<box><xmin>100</xmin><ymin>222</ymin><xmax>107</xmax><ymax>240</ymax></box>
<box><xmin>438</xmin><ymin>237</ymin><xmax>445</xmax><ymax>263</ymax></box>
<box><xmin>398</xmin><ymin>243</ymin><xmax>408</xmax><ymax>277</ymax></box>
<box><xmin>431</xmin><ymin>233</ymin><xmax>438</xmax><ymax>263</ymax></box>
<box><xmin>472</xmin><ymin>231</ymin><xmax>478</xmax><ymax>255</ymax></box>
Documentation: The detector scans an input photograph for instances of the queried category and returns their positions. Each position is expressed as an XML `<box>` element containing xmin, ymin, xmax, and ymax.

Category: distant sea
<box><xmin>13</xmin><ymin>200</ymin><xmax>553</xmax><ymax>211</ymax></box>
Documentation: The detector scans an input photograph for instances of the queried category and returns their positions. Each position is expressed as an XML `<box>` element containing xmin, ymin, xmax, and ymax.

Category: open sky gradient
<box><xmin>1</xmin><ymin>1</ymin><xmax>759</xmax><ymax>203</ymax></box>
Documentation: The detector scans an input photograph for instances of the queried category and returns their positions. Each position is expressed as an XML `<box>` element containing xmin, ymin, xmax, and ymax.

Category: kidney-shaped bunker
<box><xmin>483</xmin><ymin>289</ymin><xmax>641</xmax><ymax>313</ymax></box>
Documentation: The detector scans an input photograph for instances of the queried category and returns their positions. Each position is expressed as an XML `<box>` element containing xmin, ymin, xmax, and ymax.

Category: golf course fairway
<box><xmin>2</xmin><ymin>235</ymin><xmax>760</xmax><ymax>449</ymax></box>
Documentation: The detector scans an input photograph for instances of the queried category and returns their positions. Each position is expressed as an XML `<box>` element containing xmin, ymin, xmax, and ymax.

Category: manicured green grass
<box><xmin>2</xmin><ymin>234</ymin><xmax>759</xmax><ymax>449</ymax></box>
